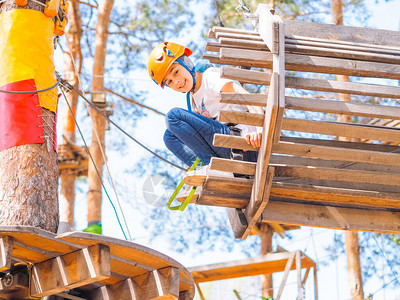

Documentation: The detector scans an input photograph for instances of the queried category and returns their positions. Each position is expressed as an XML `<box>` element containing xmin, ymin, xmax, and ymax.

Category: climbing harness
<box><xmin>167</xmin><ymin>157</ymin><xmax>202</xmax><ymax>211</ymax></box>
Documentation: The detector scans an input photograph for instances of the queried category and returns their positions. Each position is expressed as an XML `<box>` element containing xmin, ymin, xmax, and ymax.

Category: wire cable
<box><xmin>0</xmin><ymin>80</ymin><xmax>59</xmax><ymax>94</ymax></box>
<box><xmin>60</xmin><ymin>86</ymin><xmax>128</xmax><ymax>240</ymax></box>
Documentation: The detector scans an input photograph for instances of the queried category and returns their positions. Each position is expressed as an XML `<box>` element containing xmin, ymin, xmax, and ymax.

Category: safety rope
<box><xmin>60</xmin><ymin>85</ymin><xmax>129</xmax><ymax>240</ymax></box>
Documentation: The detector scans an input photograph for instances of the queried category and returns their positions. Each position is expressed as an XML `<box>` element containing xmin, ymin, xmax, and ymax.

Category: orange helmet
<box><xmin>148</xmin><ymin>42</ymin><xmax>193</xmax><ymax>88</ymax></box>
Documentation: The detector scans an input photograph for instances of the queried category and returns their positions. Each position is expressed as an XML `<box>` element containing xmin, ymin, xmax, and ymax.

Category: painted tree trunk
<box><xmin>87</xmin><ymin>0</ymin><xmax>114</xmax><ymax>225</ymax></box>
<box><xmin>260</xmin><ymin>224</ymin><xmax>274</xmax><ymax>298</ymax></box>
<box><xmin>59</xmin><ymin>0</ymin><xmax>83</xmax><ymax>228</ymax></box>
<box><xmin>0</xmin><ymin>1</ymin><xmax>58</xmax><ymax>232</ymax></box>
<box><xmin>331</xmin><ymin>0</ymin><xmax>365</xmax><ymax>299</ymax></box>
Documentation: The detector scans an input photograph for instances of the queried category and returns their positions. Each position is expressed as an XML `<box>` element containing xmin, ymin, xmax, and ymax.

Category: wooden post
<box><xmin>86</xmin><ymin>0</ymin><xmax>114</xmax><ymax>230</ymax></box>
<box><xmin>331</xmin><ymin>1</ymin><xmax>365</xmax><ymax>298</ymax></box>
<box><xmin>346</xmin><ymin>231</ymin><xmax>364</xmax><ymax>300</ymax></box>
<box><xmin>59</xmin><ymin>0</ymin><xmax>83</xmax><ymax>228</ymax></box>
<box><xmin>260</xmin><ymin>224</ymin><xmax>274</xmax><ymax>298</ymax></box>
<box><xmin>0</xmin><ymin>0</ymin><xmax>59</xmax><ymax>232</ymax></box>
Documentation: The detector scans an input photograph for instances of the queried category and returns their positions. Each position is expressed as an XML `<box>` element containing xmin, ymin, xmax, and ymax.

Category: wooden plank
<box><xmin>282</xmin><ymin>118</ymin><xmax>400</xmax><ymax>143</ymax></box>
<box><xmin>30</xmin><ymin>244</ymin><xmax>111</xmax><ymax>298</ymax></box>
<box><xmin>280</xmin><ymin>136</ymin><xmax>400</xmax><ymax>152</ymax></box>
<box><xmin>219</xmin><ymin>48</ymin><xmax>272</xmax><ymax>68</ymax></box>
<box><xmin>285</xmin><ymin>97</ymin><xmax>400</xmax><ymax>119</ymax></box>
<box><xmin>205</xmin><ymin>41</ymin><xmax>242</xmax><ymax>53</ymax></box>
<box><xmin>220</xmin><ymin>93</ymin><xmax>266</xmax><ymax>106</ymax></box>
<box><xmin>210</xmin><ymin>157</ymin><xmax>256</xmax><ymax>176</ymax></box>
<box><xmin>219</xmin><ymin>37</ymin><xmax>269</xmax><ymax>51</ymax></box>
<box><xmin>242</xmin><ymin>167</ymin><xmax>275</xmax><ymax>240</ymax></box>
<box><xmin>256</xmin><ymin>3</ymin><xmax>279</xmax><ymax>53</ymax></box>
<box><xmin>226</xmin><ymin>208</ymin><xmax>248</xmax><ymax>239</ymax></box>
<box><xmin>189</xmin><ymin>252</ymin><xmax>315</xmax><ymax>283</ymax></box>
<box><xmin>214</xmin><ymin>133</ymin><xmax>258</xmax><ymax>151</ymax></box>
<box><xmin>220</xmin><ymin>66</ymin><xmax>272</xmax><ymax>85</ymax></box>
<box><xmin>284</xmin><ymin>20</ymin><xmax>400</xmax><ymax>48</ymax></box>
<box><xmin>285</xmin><ymin>37</ymin><xmax>400</xmax><ymax>56</ymax></box>
<box><xmin>210</xmin><ymin>26</ymin><xmax>260</xmax><ymax>39</ymax></box>
<box><xmin>215</xmin><ymin>32</ymin><xmax>264</xmax><ymax>42</ymax></box>
<box><xmin>285</xmin><ymin>43</ymin><xmax>400</xmax><ymax>64</ymax></box>
<box><xmin>276</xmin><ymin>252</ymin><xmax>296</xmax><ymax>300</ymax></box>
<box><xmin>218</xmin><ymin>47</ymin><xmax>400</xmax><ymax>79</ymax></box>
<box><xmin>273</xmin><ymin>165</ymin><xmax>400</xmax><ymax>187</ymax></box>
<box><xmin>286</xmin><ymin>76</ymin><xmax>400</xmax><ymax>99</ymax></box>
<box><xmin>0</xmin><ymin>236</ymin><xmax>12</xmax><ymax>272</ymax></box>
<box><xmin>88</xmin><ymin>267</ymin><xmax>180</xmax><ymax>300</ymax></box>
<box><xmin>270</xmin><ymin>181</ymin><xmax>400</xmax><ymax>210</ymax></box>
<box><xmin>261</xmin><ymin>199</ymin><xmax>400</xmax><ymax>233</ymax></box>
<box><xmin>285</xmin><ymin>53</ymin><xmax>400</xmax><ymax>79</ymax></box>
<box><xmin>248</xmin><ymin>73</ymin><xmax>279</xmax><ymax>217</ymax></box>
<box><xmin>219</xmin><ymin>110</ymin><xmax>264</xmax><ymax>127</ymax></box>
<box><xmin>273</xmin><ymin>17</ymin><xmax>286</xmax><ymax>142</ymax></box>
<box><xmin>274</xmin><ymin>141</ymin><xmax>400</xmax><ymax>167</ymax></box>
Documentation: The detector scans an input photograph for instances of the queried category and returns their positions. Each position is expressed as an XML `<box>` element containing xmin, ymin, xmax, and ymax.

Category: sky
<box><xmin>54</xmin><ymin>0</ymin><xmax>400</xmax><ymax>299</ymax></box>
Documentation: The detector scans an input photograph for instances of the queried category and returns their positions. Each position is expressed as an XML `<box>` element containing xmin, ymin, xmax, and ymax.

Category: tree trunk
<box><xmin>346</xmin><ymin>231</ymin><xmax>364</xmax><ymax>300</ymax></box>
<box><xmin>0</xmin><ymin>1</ymin><xmax>58</xmax><ymax>232</ymax></box>
<box><xmin>260</xmin><ymin>224</ymin><xmax>274</xmax><ymax>298</ymax></box>
<box><xmin>331</xmin><ymin>1</ymin><xmax>364</xmax><ymax>299</ymax></box>
<box><xmin>87</xmin><ymin>0</ymin><xmax>114</xmax><ymax>227</ymax></box>
<box><xmin>59</xmin><ymin>0</ymin><xmax>83</xmax><ymax>228</ymax></box>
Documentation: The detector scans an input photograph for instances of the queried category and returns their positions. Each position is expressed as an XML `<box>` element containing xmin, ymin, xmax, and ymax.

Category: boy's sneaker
<box><xmin>83</xmin><ymin>223</ymin><xmax>102</xmax><ymax>235</ymax></box>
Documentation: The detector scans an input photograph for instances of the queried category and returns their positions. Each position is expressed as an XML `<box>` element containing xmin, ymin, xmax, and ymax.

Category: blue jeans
<box><xmin>164</xmin><ymin>107</ymin><xmax>258</xmax><ymax>167</ymax></box>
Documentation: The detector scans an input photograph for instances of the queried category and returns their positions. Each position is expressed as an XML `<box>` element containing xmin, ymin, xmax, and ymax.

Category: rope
<box><xmin>60</xmin><ymin>86</ymin><xmax>128</xmax><ymax>240</ymax></box>
<box><xmin>372</xmin><ymin>235</ymin><xmax>400</xmax><ymax>285</ymax></box>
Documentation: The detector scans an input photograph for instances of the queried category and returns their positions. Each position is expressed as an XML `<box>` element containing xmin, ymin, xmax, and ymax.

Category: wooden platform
<box><xmin>189</xmin><ymin>251</ymin><xmax>317</xmax><ymax>300</ymax></box>
<box><xmin>0</xmin><ymin>226</ymin><xmax>194</xmax><ymax>299</ymax></box>
<box><xmin>179</xmin><ymin>4</ymin><xmax>400</xmax><ymax>239</ymax></box>
<box><xmin>58</xmin><ymin>143</ymin><xmax>88</xmax><ymax>176</ymax></box>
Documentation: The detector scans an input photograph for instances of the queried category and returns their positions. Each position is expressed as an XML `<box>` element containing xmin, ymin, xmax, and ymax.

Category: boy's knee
<box><xmin>165</xmin><ymin>107</ymin><xmax>185</xmax><ymax>129</ymax></box>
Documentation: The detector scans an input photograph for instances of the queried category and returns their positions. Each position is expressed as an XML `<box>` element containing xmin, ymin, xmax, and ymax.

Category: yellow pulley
<box><xmin>14</xmin><ymin>0</ymin><xmax>27</xmax><ymax>6</ymax></box>
<box><xmin>54</xmin><ymin>0</ymin><xmax>69</xmax><ymax>36</ymax></box>
<box><xmin>44</xmin><ymin>0</ymin><xmax>60</xmax><ymax>18</ymax></box>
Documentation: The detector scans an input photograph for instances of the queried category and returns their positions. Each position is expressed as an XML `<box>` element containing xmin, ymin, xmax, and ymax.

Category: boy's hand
<box><xmin>245</xmin><ymin>132</ymin><xmax>262</xmax><ymax>148</ymax></box>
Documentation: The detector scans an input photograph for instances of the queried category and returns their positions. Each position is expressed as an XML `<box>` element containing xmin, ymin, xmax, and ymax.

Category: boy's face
<box><xmin>162</xmin><ymin>63</ymin><xmax>193</xmax><ymax>93</ymax></box>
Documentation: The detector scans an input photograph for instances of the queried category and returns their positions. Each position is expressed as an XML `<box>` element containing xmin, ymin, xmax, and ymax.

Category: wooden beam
<box><xmin>273</xmin><ymin>141</ymin><xmax>400</xmax><ymax>167</ymax></box>
<box><xmin>261</xmin><ymin>199</ymin><xmax>400</xmax><ymax>233</ymax></box>
<box><xmin>276</xmin><ymin>252</ymin><xmax>295</xmax><ymax>300</ymax></box>
<box><xmin>214</xmin><ymin>133</ymin><xmax>258</xmax><ymax>151</ymax></box>
<box><xmin>210</xmin><ymin>157</ymin><xmax>256</xmax><ymax>176</ymax></box>
<box><xmin>30</xmin><ymin>244</ymin><xmax>111</xmax><ymax>298</ymax></box>
<box><xmin>285</xmin><ymin>97</ymin><xmax>400</xmax><ymax>119</ymax></box>
<box><xmin>220</xmin><ymin>66</ymin><xmax>271</xmax><ymax>85</ymax></box>
<box><xmin>226</xmin><ymin>208</ymin><xmax>248</xmax><ymax>239</ymax></box>
<box><xmin>284</xmin><ymin>20</ymin><xmax>400</xmax><ymax>48</ymax></box>
<box><xmin>249</xmin><ymin>73</ymin><xmax>279</xmax><ymax>219</ymax></box>
<box><xmin>217</xmin><ymin>47</ymin><xmax>400</xmax><ymax>79</ymax></box>
<box><xmin>211</xmin><ymin>26</ymin><xmax>260</xmax><ymax>37</ymax></box>
<box><xmin>282</xmin><ymin>118</ymin><xmax>400</xmax><ymax>143</ymax></box>
<box><xmin>215</xmin><ymin>32</ymin><xmax>264</xmax><ymax>42</ymax></box>
<box><xmin>256</xmin><ymin>3</ymin><xmax>279</xmax><ymax>53</ymax></box>
<box><xmin>273</xmin><ymin>165</ymin><xmax>400</xmax><ymax>187</ymax></box>
<box><xmin>242</xmin><ymin>167</ymin><xmax>275</xmax><ymax>240</ymax></box>
<box><xmin>220</xmin><ymin>67</ymin><xmax>400</xmax><ymax>99</ymax></box>
<box><xmin>219</xmin><ymin>110</ymin><xmax>264</xmax><ymax>127</ymax></box>
<box><xmin>88</xmin><ymin>267</ymin><xmax>180</xmax><ymax>300</ymax></box>
<box><xmin>285</xmin><ymin>42</ymin><xmax>400</xmax><ymax>64</ymax></box>
<box><xmin>0</xmin><ymin>236</ymin><xmax>13</xmax><ymax>272</ymax></box>
<box><xmin>189</xmin><ymin>252</ymin><xmax>315</xmax><ymax>283</ymax></box>
<box><xmin>285</xmin><ymin>76</ymin><xmax>400</xmax><ymax>99</ymax></box>
<box><xmin>271</xmin><ymin>181</ymin><xmax>400</xmax><ymax>210</ymax></box>
<box><xmin>219</xmin><ymin>37</ymin><xmax>269</xmax><ymax>51</ymax></box>
<box><xmin>220</xmin><ymin>92</ymin><xmax>266</xmax><ymax>106</ymax></box>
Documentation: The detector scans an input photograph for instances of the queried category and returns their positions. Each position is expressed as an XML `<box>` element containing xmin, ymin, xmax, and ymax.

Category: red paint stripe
<box><xmin>0</xmin><ymin>79</ymin><xmax>44</xmax><ymax>151</ymax></box>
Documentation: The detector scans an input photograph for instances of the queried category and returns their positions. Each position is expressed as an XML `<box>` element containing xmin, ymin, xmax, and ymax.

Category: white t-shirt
<box><xmin>191</xmin><ymin>67</ymin><xmax>258</xmax><ymax>137</ymax></box>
